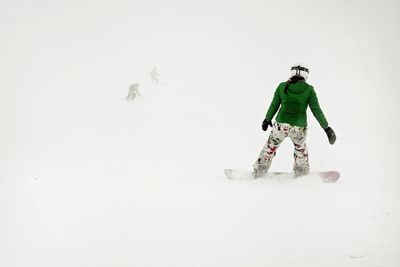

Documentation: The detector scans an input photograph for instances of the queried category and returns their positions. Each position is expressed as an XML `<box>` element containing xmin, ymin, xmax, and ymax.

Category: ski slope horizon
<box><xmin>1</xmin><ymin>0</ymin><xmax>400</xmax><ymax>266</ymax></box>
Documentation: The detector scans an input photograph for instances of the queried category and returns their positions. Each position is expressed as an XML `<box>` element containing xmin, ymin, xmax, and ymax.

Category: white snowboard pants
<box><xmin>253</xmin><ymin>122</ymin><xmax>309</xmax><ymax>178</ymax></box>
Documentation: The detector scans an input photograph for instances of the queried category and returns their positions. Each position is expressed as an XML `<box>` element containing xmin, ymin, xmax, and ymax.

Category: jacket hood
<box><xmin>286</xmin><ymin>79</ymin><xmax>309</xmax><ymax>94</ymax></box>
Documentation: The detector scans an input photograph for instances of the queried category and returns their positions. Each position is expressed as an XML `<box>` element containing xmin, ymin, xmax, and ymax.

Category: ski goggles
<box><xmin>291</xmin><ymin>66</ymin><xmax>309</xmax><ymax>73</ymax></box>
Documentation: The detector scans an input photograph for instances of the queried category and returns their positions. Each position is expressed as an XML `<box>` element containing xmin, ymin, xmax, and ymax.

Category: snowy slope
<box><xmin>1</xmin><ymin>0</ymin><xmax>400</xmax><ymax>266</ymax></box>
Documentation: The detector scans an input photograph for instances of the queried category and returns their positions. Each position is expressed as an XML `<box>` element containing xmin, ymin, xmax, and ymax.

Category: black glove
<box><xmin>324</xmin><ymin>127</ymin><xmax>336</xmax><ymax>145</ymax></box>
<box><xmin>262</xmin><ymin>119</ymin><xmax>272</xmax><ymax>131</ymax></box>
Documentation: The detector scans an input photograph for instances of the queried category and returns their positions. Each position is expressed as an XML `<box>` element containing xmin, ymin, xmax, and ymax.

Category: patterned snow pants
<box><xmin>253</xmin><ymin>122</ymin><xmax>309</xmax><ymax>178</ymax></box>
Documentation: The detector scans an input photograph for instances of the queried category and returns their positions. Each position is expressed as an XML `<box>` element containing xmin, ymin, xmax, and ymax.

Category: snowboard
<box><xmin>224</xmin><ymin>169</ymin><xmax>340</xmax><ymax>183</ymax></box>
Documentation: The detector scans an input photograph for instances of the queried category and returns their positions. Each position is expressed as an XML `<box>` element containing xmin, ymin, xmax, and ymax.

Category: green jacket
<box><xmin>265</xmin><ymin>81</ymin><xmax>328</xmax><ymax>128</ymax></box>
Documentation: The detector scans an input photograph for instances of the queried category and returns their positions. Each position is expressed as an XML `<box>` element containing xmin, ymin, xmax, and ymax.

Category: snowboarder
<box><xmin>126</xmin><ymin>83</ymin><xmax>142</xmax><ymax>101</ymax></box>
<box><xmin>150</xmin><ymin>67</ymin><xmax>160</xmax><ymax>83</ymax></box>
<box><xmin>253</xmin><ymin>63</ymin><xmax>336</xmax><ymax>178</ymax></box>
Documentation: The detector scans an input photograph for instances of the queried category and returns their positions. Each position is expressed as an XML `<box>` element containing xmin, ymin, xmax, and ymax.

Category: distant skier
<box><xmin>126</xmin><ymin>83</ymin><xmax>142</xmax><ymax>101</ymax></box>
<box><xmin>253</xmin><ymin>63</ymin><xmax>336</xmax><ymax>178</ymax></box>
<box><xmin>150</xmin><ymin>67</ymin><xmax>160</xmax><ymax>83</ymax></box>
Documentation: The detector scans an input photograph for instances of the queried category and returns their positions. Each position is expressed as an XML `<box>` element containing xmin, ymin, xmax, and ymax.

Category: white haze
<box><xmin>0</xmin><ymin>0</ymin><xmax>399</xmax><ymax>266</ymax></box>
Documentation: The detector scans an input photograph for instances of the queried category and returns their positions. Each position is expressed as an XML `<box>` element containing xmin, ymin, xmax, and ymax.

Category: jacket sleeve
<box><xmin>265</xmin><ymin>86</ymin><xmax>281</xmax><ymax>121</ymax></box>
<box><xmin>309</xmin><ymin>87</ymin><xmax>328</xmax><ymax>129</ymax></box>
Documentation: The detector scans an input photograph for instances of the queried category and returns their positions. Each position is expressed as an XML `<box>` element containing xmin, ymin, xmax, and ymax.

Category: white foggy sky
<box><xmin>0</xmin><ymin>0</ymin><xmax>399</xmax><ymax>168</ymax></box>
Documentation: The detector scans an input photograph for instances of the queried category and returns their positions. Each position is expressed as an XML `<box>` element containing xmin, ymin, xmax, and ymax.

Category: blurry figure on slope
<box><xmin>126</xmin><ymin>83</ymin><xmax>142</xmax><ymax>101</ymax></box>
<box><xmin>253</xmin><ymin>63</ymin><xmax>336</xmax><ymax>178</ymax></box>
<box><xmin>150</xmin><ymin>67</ymin><xmax>160</xmax><ymax>83</ymax></box>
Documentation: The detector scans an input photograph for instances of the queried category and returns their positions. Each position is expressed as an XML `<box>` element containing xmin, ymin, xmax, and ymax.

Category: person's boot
<box><xmin>294</xmin><ymin>166</ymin><xmax>309</xmax><ymax>178</ymax></box>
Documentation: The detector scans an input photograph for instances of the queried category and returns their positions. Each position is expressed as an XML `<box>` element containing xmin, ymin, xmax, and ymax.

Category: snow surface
<box><xmin>1</xmin><ymin>0</ymin><xmax>400</xmax><ymax>266</ymax></box>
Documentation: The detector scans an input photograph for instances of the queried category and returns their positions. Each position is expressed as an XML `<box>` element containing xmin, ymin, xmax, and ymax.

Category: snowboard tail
<box><xmin>224</xmin><ymin>169</ymin><xmax>340</xmax><ymax>183</ymax></box>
